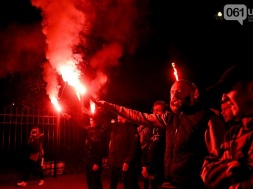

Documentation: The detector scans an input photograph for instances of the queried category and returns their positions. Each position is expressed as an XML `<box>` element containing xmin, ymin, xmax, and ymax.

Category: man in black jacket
<box><xmin>92</xmin><ymin>79</ymin><xmax>226</xmax><ymax>189</ymax></box>
<box><xmin>84</xmin><ymin>115</ymin><xmax>107</xmax><ymax>189</ymax></box>
<box><xmin>109</xmin><ymin>115</ymin><xmax>141</xmax><ymax>189</ymax></box>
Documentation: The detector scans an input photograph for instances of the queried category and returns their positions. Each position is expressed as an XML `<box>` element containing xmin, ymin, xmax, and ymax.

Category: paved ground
<box><xmin>0</xmin><ymin>170</ymin><xmax>145</xmax><ymax>189</ymax></box>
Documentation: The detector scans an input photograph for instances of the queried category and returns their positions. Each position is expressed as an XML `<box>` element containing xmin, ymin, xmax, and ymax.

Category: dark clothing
<box><xmin>110</xmin><ymin>165</ymin><xmax>140</xmax><ymax>189</ymax></box>
<box><xmin>85</xmin><ymin>162</ymin><xmax>103</xmax><ymax>189</ymax></box>
<box><xmin>142</xmin><ymin>127</ymin><xmax>166</xmax><ymax>189</ymax></box>
<box><xmin>20</xmin><ymin>134</ymin><xmax>44</xmax><ymax>182</ymax></box>
<box><xmin>109</xmin><ymin>121</ymin><xmax>141</xmax><ymax>168</ymax></box>
<box><xmin>109</xmin><ymin>121</ymin><xmax>141</xmax><ymax>189</ymax></box>
<box><xmin>23</xmin><ymin>158</ymin><xmax>44</xmax><ymax>181</ymax></box>
<box><xmin>102</xmin><ymin>102</ymin><xmax>226</xmax><ymax>189</ymax></box>
<box><xmin>138</xmin><ymin>125</ymin><xmax>151</xmax><ymax>150</ymax></box>
<box><xmin>84</xmin><ymin>125</ymin><xmax>106</xmax><ymax>189</ymax></box>
<box><xmin>201</xmin><ymin>122</ymin><xmax>253</xmax><ymax>189</ymax></box>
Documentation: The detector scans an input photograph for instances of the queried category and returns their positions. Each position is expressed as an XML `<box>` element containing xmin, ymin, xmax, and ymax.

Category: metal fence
<box><xmin>0</xmin><ymin>105</ymin><xmax>89</xmax><ymax>176</ymax></box>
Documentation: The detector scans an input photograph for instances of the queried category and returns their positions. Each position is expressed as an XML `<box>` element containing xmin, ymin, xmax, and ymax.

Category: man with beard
<box><xmin>92</xmin><ymin>79</ymin><xmax>226</xmax><ymax>189</ymax></box>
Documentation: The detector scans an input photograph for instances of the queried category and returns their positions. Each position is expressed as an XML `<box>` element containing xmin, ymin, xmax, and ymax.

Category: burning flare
<box><xmin>90</xmin><ymin>100</ymin><xmax>95</xmax><ymax>114</ymax></box>
<box><xmin>59</xmin><ymin>63</ymin><xmax>87</xmax><ymax>101</ymax></box>
<box><xmin>51</xmin><ymin>97</ymin><xmax>62</xmax><ymax>112</ymax></box>
<box><xmin>172</xmin><ymin>62</ymin><xmax>179</xmax><ymax>81</ymax></box>
<box><xmin>31</xmin><ymin>0</ymin><xmax>88</xmax><ymax>111</ymax></box>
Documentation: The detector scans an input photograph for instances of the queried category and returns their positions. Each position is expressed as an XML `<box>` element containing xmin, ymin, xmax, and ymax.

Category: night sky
<box><xmin>0</xmin><ymin>0</ymin><xmax>252</xmax><ymax>112</ymax></box>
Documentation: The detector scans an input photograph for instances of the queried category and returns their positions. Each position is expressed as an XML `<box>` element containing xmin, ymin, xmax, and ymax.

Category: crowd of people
<box><xmin>16</xmin><ymin>63</ymin><xmax>253</xmax><ymax>189</ymax></box>
<box><xmin>88</xmin><ymin>63</ymin><xmax>253</xmax><ymax>189</ymax></box>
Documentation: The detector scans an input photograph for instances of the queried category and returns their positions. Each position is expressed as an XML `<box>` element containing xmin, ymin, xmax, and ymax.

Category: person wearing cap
<box><xmin>201</xmin><ymin>64</ymin><xmax>253</xmax><ymax>189</ymax></box>
<box><xmin>92</xmin><ymin>79</ymin><xmax>226</xmax><ymax>189</ymax></box>
<box><xmin>139</xmin><ymin>100</ymin><xmax>167</xmax><ymax>189</ymax></box>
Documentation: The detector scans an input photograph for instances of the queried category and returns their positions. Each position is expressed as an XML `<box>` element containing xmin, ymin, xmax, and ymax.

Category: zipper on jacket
<box><xmin>168</xmin><ymin>112</ymin><xmax>182</xmax><ymax>177</ymax></box>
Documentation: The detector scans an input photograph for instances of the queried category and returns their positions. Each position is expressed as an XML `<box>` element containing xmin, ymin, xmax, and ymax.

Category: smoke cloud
<box><xmin>30</xmin><ymin>0</ymin><xmax>147</xmax><ymax>104</ymax></box>
<box><xmin>0</xmin><ymin>0</ymin><xmax>148</xmax><ymax>109</ymax></box>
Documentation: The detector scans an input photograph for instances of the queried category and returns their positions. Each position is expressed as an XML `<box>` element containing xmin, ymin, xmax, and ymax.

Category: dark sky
<box><xmin>0</xmin><ymin>0</ymin><xmax>252</xmax><ymax>112</ymax></box>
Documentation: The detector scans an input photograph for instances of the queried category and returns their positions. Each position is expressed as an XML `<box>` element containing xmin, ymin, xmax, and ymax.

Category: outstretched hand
<box><xmin>94</xmin><ymin>100</ymin><xmax>106</xmax><ymax>107</ymax></box>
<box><xmin>89</xmin><ymin>96</ymin><xmax>106</xmax><ymax>107</ymax></box>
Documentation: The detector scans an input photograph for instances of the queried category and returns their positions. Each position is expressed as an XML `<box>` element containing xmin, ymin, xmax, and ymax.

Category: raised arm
<box><xmin>96</xmin><ymin>101</ymin><xmax>169</xmax><ymax>128</ymax></box>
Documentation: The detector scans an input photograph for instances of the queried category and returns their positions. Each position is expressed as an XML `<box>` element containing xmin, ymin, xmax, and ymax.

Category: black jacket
<box><xmin>141</xmin><ymin>126</ymin><xmax>165</xmax><ymax>176</ymax></box>
<box><xmin>102</xmin><ymin>102</ymin><xmax>226</xmax><ymax>188</ymax></box>
<box><xmin>109</xmin><ymin>121</ymin><xmax>141</xmax><ymax>169</ymax></box>
<box><xmin>84</xmin><ymin>125</ymin><xmax>106</xmax><ymax>168</ymax></box>
<box><xmin>201</xmin><ymin>122</ymin><xmax>253</xmax><ymax>189</ymax></box>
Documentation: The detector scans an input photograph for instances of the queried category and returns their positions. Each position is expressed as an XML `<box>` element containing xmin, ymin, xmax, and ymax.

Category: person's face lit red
<box><xmin>152</xmin><ymin>104</ymin><xmax>165</xmax><ymax>115</ymax></box>
<box><xmin>170</xmin><ymin>80</ymin><xmax>195</xmax><ymax>113</ymax></box>
<box><xmin>221</xmin><ymin>102</ymin><xmax>234</xmax><ymax>123</ymax></box>
<box><xmin>222</xmin><ymin>81</ymin><xmax>253</xmax><ymax>118</ymax></box>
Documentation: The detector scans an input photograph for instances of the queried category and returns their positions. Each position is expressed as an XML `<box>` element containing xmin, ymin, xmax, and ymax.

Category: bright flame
<box><xmin>75</xmin><ymin>84</ymin><xmax>87</xmax><ymax>101</ymax></box>
<box><xmin>90</xmin><ymin>100</ymin><xmax>95</xmax><ymax>114</ymax></box>
<box><xmin>51</xmin><ymin>97</ymin><xmax>62</xmax><ymax>112</ymax></box>
<box><xmin>172</xmin><ymin>62</ymin><xmax>179</xmax><ymax>81</ymax></box>
<box><xmin>59</xmin><ymin>63</ymin><xmax>87</xmax><ymax>101</ymax></box>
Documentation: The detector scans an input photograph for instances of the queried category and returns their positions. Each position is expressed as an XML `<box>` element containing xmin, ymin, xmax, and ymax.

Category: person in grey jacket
<box><xmin>92</xmin><ymin>79</ymin><xmax>226</xmax><ymax>189</ymax></box>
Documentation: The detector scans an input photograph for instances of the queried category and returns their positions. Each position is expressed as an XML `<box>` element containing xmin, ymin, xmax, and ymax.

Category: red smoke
<box><xmin>0</xmin><ymin>0</ymin><xmax>148</xmax><ymax>109</ymax></box>
<box><xmin>30</xmin><ymin>0</ymin><xmax>146</xmax><ymax>107</ymax></box>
